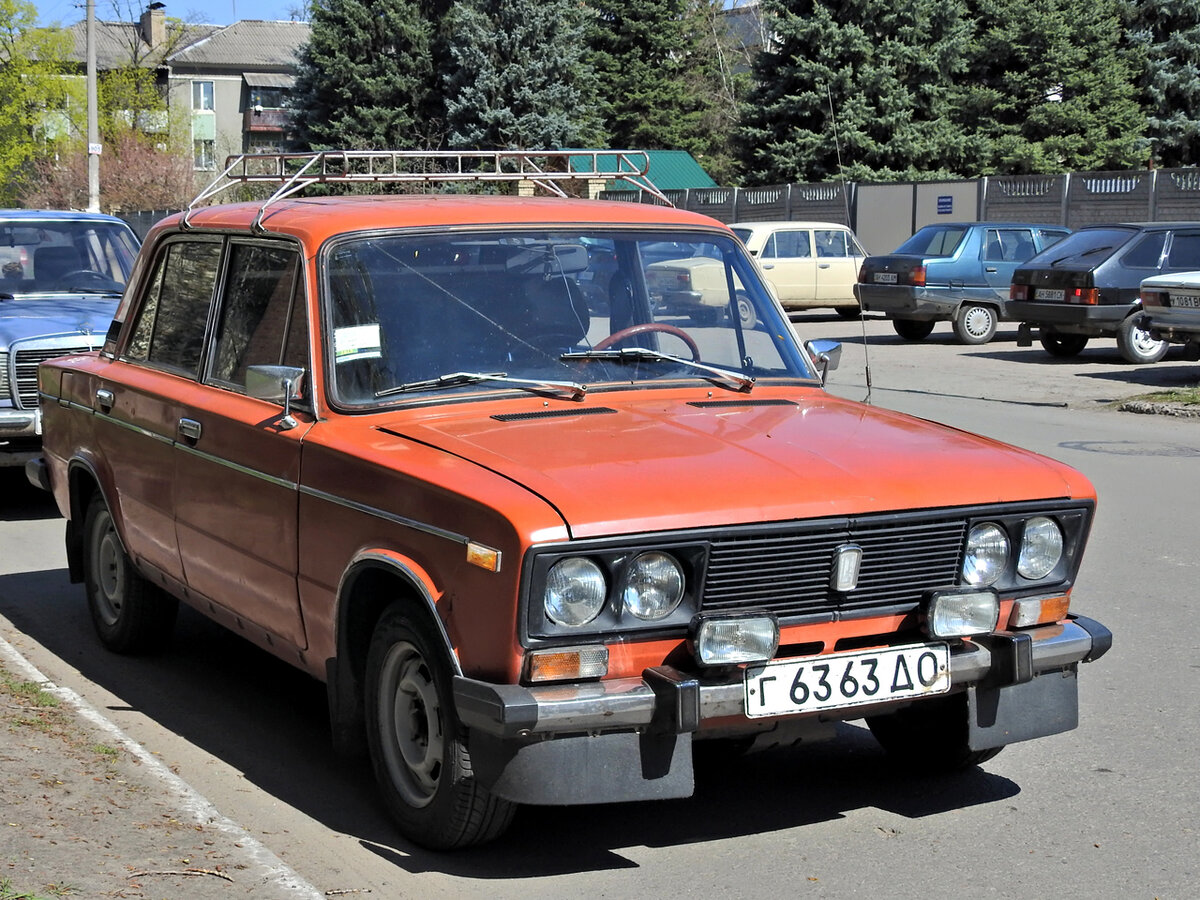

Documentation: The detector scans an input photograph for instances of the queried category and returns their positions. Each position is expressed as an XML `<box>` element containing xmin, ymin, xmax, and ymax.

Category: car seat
<box><xmin>34</xmin><ymin>245</ymin><xmax>84</xmax><ymax>289</ymax></box>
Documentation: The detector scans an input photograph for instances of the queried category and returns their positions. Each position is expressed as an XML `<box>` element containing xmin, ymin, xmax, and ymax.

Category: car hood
<box><xmin>0</xmin><ymin>296</ymin><xmax>118</xmax><ymax>344</ymax></box>
<box><xmin>382</xmin><ymin>389</ymin><xmax>1086</xmax><ymax>539</ymax></box>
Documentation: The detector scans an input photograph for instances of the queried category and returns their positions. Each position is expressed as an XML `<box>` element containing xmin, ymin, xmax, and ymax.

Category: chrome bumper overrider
<box><xmin>454</xmin><ymin>616</ymin><xmax>1112</xmax><ymax>740</ymax></box>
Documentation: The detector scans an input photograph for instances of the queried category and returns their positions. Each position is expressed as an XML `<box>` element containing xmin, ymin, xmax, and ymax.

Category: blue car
<box><xmin>855</xmin><ymin>222</ymin><xmax>1071</xmax><ymax>344</ymax></box>
<box><xmin>1</xmin><ymin>209</ymin><xmax>139</xmax><ymax>468</ymax></box>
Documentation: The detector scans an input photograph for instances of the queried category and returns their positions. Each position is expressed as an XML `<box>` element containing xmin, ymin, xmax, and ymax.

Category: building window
<box><xmin>249</xmin><ymin>86</ymin><xmax>285</xmax><ymax>110</ymax></box>
<box><xmin>192</xmin><ymin>81</ymin><xmax>215</xmax><ymax>111</ymax></box>
<box><xmin>194</xmin><ymin>139</ymin><xmax>215</xmax><ymax>170</ymax></box>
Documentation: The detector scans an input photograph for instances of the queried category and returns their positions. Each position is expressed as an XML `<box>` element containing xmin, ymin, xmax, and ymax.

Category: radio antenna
<box><xmin>827</xmin><ymin>83</ymin><xmax>872</xmax><ymax>404</ymax></box>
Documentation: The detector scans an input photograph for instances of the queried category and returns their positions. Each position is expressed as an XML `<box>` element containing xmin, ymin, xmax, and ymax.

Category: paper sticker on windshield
<box><xmin>334</xmin><ymin>324</ymin><xmax>382</xmax><ymax>362</ymax></box>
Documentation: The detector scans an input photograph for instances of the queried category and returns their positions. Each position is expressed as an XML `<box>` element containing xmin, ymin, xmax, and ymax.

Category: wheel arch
<box><xmin>63</xmin><ymin>458</ymin><xmax>113</xmax><ymax>584</ymax></box>
<box><xmin>326</xmin><ymin>552</ymin><xmax>458</xmax><ymax>757</ymax></box>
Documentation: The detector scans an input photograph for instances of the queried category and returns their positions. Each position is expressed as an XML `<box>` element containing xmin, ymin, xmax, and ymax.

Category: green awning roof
<box><xmin>568</xmin><ymin>150</ymin><xmax>718</xmax><ymax>191</ymax></box>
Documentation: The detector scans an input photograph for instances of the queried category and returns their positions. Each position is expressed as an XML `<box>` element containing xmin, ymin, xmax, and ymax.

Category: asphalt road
<box><xmin>1</xmin><ymin>314</ymin><xmax>1197</xmax><ymax>898</ymax></box>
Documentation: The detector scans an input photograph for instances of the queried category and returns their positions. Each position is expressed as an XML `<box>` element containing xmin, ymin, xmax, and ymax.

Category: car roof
<box><xmin>729</xmin><ymin>220</ymin><xmax>851</xmax><ymax>230</ymax></box>
<box><xmin>0</xmin><ymin>208</ymin><xmax>131</xmax><ymax>225</ymax></box>
<box><xmin>914</xmin><ymin>221</ymin><xmax>1069</xmax><ymax>229</ymax></box>
<box><xmin>1078</xmin><ymin>221</ymin><xmax>1200</xmax><ymax>231</ymax></box>
<box><xmin>155</xmin><ymin>195</ymin><xmax>728</xmax><ymax>246</ymax></box>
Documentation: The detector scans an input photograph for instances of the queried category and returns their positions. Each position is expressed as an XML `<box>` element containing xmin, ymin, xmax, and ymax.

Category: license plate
<box><xmin>744</xmin><ymin>643</ymin><xmax>950</xmax><ymax>718</ymax></box>
<box><xmin>873</xmin><ymin>272</ymin><xmax>898</xmax><ymax>284</ymax></box>
<box><xmin>1171</xmin><ymin>292</ymin><xmax>1200</xmax><ymax>308</ymax></box>
<box><xmin>1034</xmin><ymin>288</ymin><xmax>1065</xmax><ymax>301</ymax></box>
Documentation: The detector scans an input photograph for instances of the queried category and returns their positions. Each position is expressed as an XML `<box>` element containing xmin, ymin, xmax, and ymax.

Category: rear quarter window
<box><xmin>1119</xmin><ymin>232</ymin><xmax>1166</xmax><ymax>269</ymax></box>
<box><xmin>1166</xmin><ymin>232</ymin><xmax>1200</xmax><ymax>268</ymax></box>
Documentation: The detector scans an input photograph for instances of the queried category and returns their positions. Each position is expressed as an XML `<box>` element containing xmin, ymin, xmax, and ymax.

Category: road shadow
<box><xmin>0</xmin><ymin>565</ymin><xmax>1020</xmax><ymax>879</ymax></box>
<box><xmin>0</xmin><ymin>468</ymin><xmax>61</xmax><ymax>522</ymax></box>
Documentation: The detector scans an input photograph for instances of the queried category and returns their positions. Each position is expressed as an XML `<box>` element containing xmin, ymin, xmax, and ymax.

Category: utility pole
<box><xmin>86</xmin><ymin>0</ymin><xmax>100</xmax><ymax>212</ymax></box>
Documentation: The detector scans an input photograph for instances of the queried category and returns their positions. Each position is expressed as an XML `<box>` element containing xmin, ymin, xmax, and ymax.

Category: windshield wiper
<box><xmin>562</xmin><ymin>347</ymin><xmax>755</xmax><ymax>392</ymax></box>
<box><xmin>1050</xmin><ymin>245</ymin><xmax>1112</xmax><ymax>267</ymax></box>
<box><xmin>376</xmin><ymin>371</ymin><xmax>586</xmax><ymax>400</ymax></box>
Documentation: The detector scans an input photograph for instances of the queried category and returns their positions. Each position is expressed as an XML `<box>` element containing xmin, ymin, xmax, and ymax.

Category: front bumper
<box><xmin>455</xmin><ymin>616</ymin><xmax>1110</xmax><ymax>740</ymax></box>
<box><xmin>855</xmin><ymin>283</ymin><xmax>1000</xmax><ymax>320</ymax></box>
<box><xmin>1007</xmin><ymin>300</ymin><xmax>1129</xmax><ymax>334</ymax></box>
<box><xmin>0</xmin><ymin>408</ymin><xmax>42</xmax><ymax>465</ymax></box>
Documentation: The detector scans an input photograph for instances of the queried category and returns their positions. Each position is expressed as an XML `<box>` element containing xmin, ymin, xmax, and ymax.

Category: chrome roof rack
<box><xmin>183</xmin><ymin>149</ymin><xmax>673</xmax><ymax>232</ymax></box>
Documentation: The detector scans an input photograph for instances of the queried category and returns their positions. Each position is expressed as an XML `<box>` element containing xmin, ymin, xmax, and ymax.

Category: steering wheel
<box><xmin>54</xmin><ymin>269</ymin><xmax>121</xmax><ymax>292</ymax></box>
<box><xmin>593</xmin><ymin>322</ymin><xmax>701</xmax><ymax>361</ymax></box>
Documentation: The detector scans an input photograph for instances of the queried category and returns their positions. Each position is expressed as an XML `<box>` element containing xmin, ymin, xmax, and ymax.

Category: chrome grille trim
<box><xmin>12</xmin><ymin>337</ymin><xmax>103</xmax><ymax>409</ymax></box>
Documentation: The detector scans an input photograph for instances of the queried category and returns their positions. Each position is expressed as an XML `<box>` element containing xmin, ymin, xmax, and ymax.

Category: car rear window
<box><xmin>893</xmin><ymin>225</ymin><xmax>968</xmax><ymax>257</ymax></box>
<box><xmin>1026</xmin><ymin>226</ymin><xmax>1135</xmax><ymax>267</ymax></box>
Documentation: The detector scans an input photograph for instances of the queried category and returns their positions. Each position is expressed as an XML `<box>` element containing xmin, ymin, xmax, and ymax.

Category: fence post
<box><xmin>1149</xmin><ymin>169</ymin><xmax>1158</xmax><ymax>221</ymax></box>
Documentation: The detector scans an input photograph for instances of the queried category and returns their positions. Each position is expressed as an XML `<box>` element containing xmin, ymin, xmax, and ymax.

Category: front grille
<box><xmin>14</xmin><ymin>344</ymin><xmax>97</xmax><ymax>409</ymax></box>
<box><xmin>702</xmin><ymin>514</ymin><xmax>967</xmax><ymax>620</ymax></box>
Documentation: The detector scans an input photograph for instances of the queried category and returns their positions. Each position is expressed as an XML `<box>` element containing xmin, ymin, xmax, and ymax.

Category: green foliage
<box><xmin>1128</xmin><ymin>0</ymin><xmax>1200</xmax><ymax>167</ymax></box>
<box><xmin>738</xmin><ymin>0</ymin><xmax>972</xmax><ymax>185</ymax></box>
<box><xmin>959</xmin><ymin>0</ymin><xmax>1147</xmax><ymax>173</ymax></box>
<box><xmin>290</xmin><ymin>0</ymin><xmax>436</xmax><ymax>150</ymax></box>
<box><xmin>443</xmin><ymin>0</ymin><xmax>603</xmax><ymax>149</ymax></box>
<box><xmin>0</xmin><ymin>0</ymin><xmax>74</xmax><ymax>203</ymax></box>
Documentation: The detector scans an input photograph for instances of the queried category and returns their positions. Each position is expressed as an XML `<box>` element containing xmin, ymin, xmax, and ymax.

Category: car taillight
<box><xmin>1141</xmin><ymin>289</ymin><xmax>1167</xmax><ymax>308</ymax></box>
<box><xmin>1010</xmin><ymin>283</ymin><xmax>1029</xmax><ymax>301</ymax></box>
<box><xmin>858</xmin><ymin>263</ymin><xmax>867</xmax><ymax>282</ymax></box>
<box><xmin>911</xmin><ymin>265</ymin><xmax>926</xmax><ymax>287</ymax></box>
<box><xmin>675</xmin><ymin>272</ymin><xmax>691</xmax><ymax>286</ymax></box>
<box><xmin>1066</xmin><ymin>287</ymin><xmax>1099</xmax><ymax>305</ymax></box>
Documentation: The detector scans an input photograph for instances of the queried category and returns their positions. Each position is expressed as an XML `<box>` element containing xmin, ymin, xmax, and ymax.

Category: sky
<box><xmin>36</xmin><ymin>0</ymin><xmax>308</xmax><ymax>27</ymax></box>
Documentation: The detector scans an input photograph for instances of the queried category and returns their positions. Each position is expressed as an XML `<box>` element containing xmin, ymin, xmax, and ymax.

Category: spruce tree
<box><xmin>959</xmin><ymin>0</ymin><xmax>1146</xmax><ymax>173</ymax></box>
<box><xmin>1129</xmin><ymin>0</ymin><xmax>1200</xmax><ymax>168</ymax></box>
<box><xmin>290</xmin><ymin>0</ymin><xmax>435</xmax><ymax>151</ymax></box>
<box><xmin>442</xmin><ymin>0</ymin><xmax>603</xmax><ymax>150</ymax></box>
<box><xmin>737</xmin><ymin>0</ymin><xmax>971</xmax><ymax>185</ymax></box>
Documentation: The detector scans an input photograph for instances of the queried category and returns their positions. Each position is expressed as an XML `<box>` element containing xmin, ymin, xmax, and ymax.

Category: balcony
<box><xmin>243</xmin><ymin>107</ymin><xmax>291</xmax><ymax>134</ymax></box>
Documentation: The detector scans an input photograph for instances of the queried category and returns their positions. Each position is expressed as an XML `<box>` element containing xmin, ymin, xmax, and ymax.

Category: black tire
<box><xmin>951</xmin><ymin>303</ymin><xmax>997</xmax><ymax>345</ymax></box>
<box><xmin>82</xmin><ymin>494</ymin><xmax>177</xmax><ymax>654</ymax></box>
<box><xmin>1038</xmin><ymin>329</ymin><xmax>1088</xmax><ymax>357</ymax></box>
<box><xmin>892</xmin><ymin>318</ymin><xmax>935</xmax><ymax>340</ymax></box>
<box><xmin>365</xmin><ymin>605</ymin><xmax>516</xmax><ymax>850</ymax></box>
<box><xmin>866</xmin><ymin>692</ymin><xmax>1003</xmax><ymax>772</ymax></box>
<box><xmin>736</xmin><ymin>292</ymin><xmax>757</xmax><ymax>329</ymax></box>
<box><xmin>1115</xmin><ymin>314</ymin><xmax>1168</xmax><ymax>364</ymax></box>
<box><xmin>834</xmin><ymin>306</ymin><xmax>862</xmax><ymax>320</ymax></box>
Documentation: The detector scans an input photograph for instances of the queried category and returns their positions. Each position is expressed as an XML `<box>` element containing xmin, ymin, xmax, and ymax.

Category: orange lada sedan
<box><xmin>27</xmin><ymin>151</ymin><xmax>1111</xmax><ymax>850</ymax></box>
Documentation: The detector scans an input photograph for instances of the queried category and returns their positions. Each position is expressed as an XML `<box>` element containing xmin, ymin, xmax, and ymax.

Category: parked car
<box><xmin>1008</xmin><ymin>222</ymin><xmax>1200</xmax><ymax>363</ymax></box>
<box><xmin>1</xmin><ymin>209</ymin><xmax>140</xmax><ymax>467</ymax></box>
<box><xmin>29</xmin><ymin>151</ymin><xmax>1110</xmax><ymax>850</ymax></box>
<box><xmin>855</xmin><ymin>222</ymin><xmax>1071</xmax><ymax>344</ymax></box>
<box><xmin>1136</xmin><ymin>270</ymin><xmax>1200</xmax><ymax>359</ymax></box>
<box><xmin>644</xmin><ymin>239</ymin><xmax>759</xmax><ymax>328</ymax></box>
<box><xmin>730</xmin><ymin>221</ymin><xmax>866</xmax><ymax>317</ymax></box>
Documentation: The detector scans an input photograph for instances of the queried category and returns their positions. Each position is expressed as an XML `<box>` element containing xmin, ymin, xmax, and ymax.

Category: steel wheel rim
<box><xmin>377</xmin><ymin>640</ymin><xmax>443</xmax><ymax>808</ymax></box>
<box><xmin>1129</xmin><ymin>324</ymin><xmax>1164</xmax><ymax>357</ymax></box>
<box><xmin>92</xmin><ymin>512</ymin><xmax>125</xmax><ymax>626</ymax></box>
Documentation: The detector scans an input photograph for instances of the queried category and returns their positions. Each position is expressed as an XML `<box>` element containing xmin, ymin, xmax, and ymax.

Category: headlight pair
<box><xmin>962</xmin><ymin>515</ymin><xmax>1065</xmax><ymax>587</ymax></box>
<box><xmin>544</xmin><ymin>551</ymin><xmax>685</xmax><ymax>628</ymax></box>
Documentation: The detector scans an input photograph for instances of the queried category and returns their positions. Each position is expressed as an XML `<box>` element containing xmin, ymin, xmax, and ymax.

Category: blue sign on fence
<box><xmin>937</xmin><ymin>195</ymin><xmax>953</xmax><ymax>215</ymax></box>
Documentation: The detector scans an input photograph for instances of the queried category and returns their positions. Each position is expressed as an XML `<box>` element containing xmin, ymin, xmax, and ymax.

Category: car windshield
<box><xmin>893</xmin><ymin>225</ymin><xmax>969</xmax><ymax>257</ymax></box>
<box><xmin>324</xmin><ymin>228</ymin><xmax>815</xmax><ymax>405</ymax></box>
<box><xmin>0</xmin><ymin>218</ymin><xmax>138</xmax><ymax>297</ymax></box>
<box><xmin>1027</xmin><ymin>226</ymin><xmax>1136</xmax><ymax>267</ymax></box>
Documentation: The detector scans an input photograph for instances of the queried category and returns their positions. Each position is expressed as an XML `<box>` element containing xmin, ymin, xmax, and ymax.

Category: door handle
<box><xmin>985</xmin><ymin>267</ymin><xmax>998</xmax><ymax>273</ymax></box>
<box><xmin>818</xmin><ymin>263</ymin><xmax>831</xmax><ymax>269</ymax></box>
<box><xmin>95</xmin><ymin>389</ymin><xmax>114</xmax><ymax>410</ymax></box>
<box><xmin>178</xmin><ymin>418</ymin><xmax>202</xmax><ymax>441</ymax></box>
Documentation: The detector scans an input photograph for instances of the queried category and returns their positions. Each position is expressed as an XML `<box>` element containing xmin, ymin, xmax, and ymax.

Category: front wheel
<box><xmin>892</xmin><ymin>317</ymin><xmax>935</xmax><ymax>340</ymax></box>
<box><xmin>866</xmin><ymin>692</ymin><xmax>1003</xmax><ymax>771</ymax></box>
<box><xmin>1116</xmin><ymin>314</ymin><xmax>1168</xmax><ymax>364</ymax></box>
<box><xmin>83</xmin><ymin>494</ymin><xmax>177</xmax><ymax>654</ymax></box>
<box><xmin>365</xmin><ymin>605</ymin><xmax>515</xmax><ymax>849</ymax></box>
<box><xmin>1038</xmin><ymin>329</ymin><xmax>1089</xmax><ymax>357</ymax></box>
<box><xmin>952</xmin><ymin>303</ymin><xmax>997</xmax><ymax>344</ymax></box>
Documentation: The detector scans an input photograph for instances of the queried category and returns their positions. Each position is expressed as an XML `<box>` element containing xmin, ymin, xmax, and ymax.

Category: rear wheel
<box><xmin>866</xmin><ymin>692</ymin><xmax>1003</xmax><ymax>771</ymax></box>
<box><xmin>1038</xmin><ymin>329</ymin><xmax>1089</xmax><ymax>357</ymax></box>
<box><xmin>82</xmin><ymin>494</ymin><xmax>177</xmax><ymax>654</ymax></box>
<box><xmin>365</xmin><ymin>605</ymin><xmax>515</xmax><ymax>849</ymax></box>
<box><xmin>892</xmin><ymin>318</ymin><xmax>935</xmax><ymax>340</ymax></box>
<box><xmin>952</xmin><ymin>303</ymin><xmax>997</xmax><ymax>345</ymax></box>
<box><xmin>834</xmin><ymin>306</ymin><xmax>862</xmax><ymax>320</ymax></box>
<box><xmin>1115</xmin><ymin>314</ymin><xmax>1168</xmax><ymax>364</ymax></box>
<box><xmin>736</xmin><ymin>292</ymin><xmax>757</xmax><ymax>329</ymax></box>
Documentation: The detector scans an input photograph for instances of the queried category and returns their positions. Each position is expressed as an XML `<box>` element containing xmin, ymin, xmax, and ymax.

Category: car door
<box><xmin>982</xmin><ymin>227</ymin><xmax>1039</xmax><ymax>298</ymax></box>
<box><xmin>171</xmin><ymin>239</ymin><xmax>313</xmax><ymax>649</ymax></box>
<box><xmin>97</xmin><ymin>236</ymin><xmax>223</xmax><ymax>589</ymax></box>
<box><xmin>813</xmin><ymin>228</ymin><xmax>864</xmax><ymax>304</ymax></box>
<box><xmin>758</xmin><ymin>228</ymin><xmax>816</xmax><ymax>306</ymax></box>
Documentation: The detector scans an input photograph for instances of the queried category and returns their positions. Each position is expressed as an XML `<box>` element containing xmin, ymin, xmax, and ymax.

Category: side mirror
<box><xmin>246</xmin><ymin>364</ymin><xmax>305</xmax><ymax>430</ymax></box>
<box><xmin>804</xmin><ymin>339</ymin><xmax>842</xmax><ymax>385</ymax></box>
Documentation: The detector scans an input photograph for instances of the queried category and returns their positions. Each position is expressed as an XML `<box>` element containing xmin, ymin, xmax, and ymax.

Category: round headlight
<box><xmin>962</xmin><ymin>523</ymin><xmax>1009</xmax><ymax>587</ymax></box>
<box><xmin>621</xmin><ymin>552</ymin><xmax>685</xmax><ymax>621</ymax></box>
<box><xmin>545</xmin><ymin>557</ymin><xmax>607</xmax><ymax>626</ymax></box>
<box><xmin>1018</xmin><ymin>516</ymin><xmax>1064</xmax><ymax>579</ymax></box>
